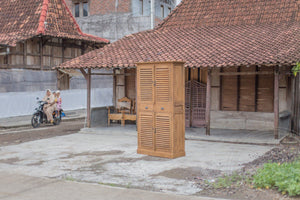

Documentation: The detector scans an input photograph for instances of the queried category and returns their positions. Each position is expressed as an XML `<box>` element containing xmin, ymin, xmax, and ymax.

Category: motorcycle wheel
<box><xmin>31</xmin><ymin>114</ymin><xmax>40</xmax><ymax>128</ymax></box>
<box><xmin>53</xmin><ymin>115</ymin><xmax>61</xmax><ymax>125</ymax></box>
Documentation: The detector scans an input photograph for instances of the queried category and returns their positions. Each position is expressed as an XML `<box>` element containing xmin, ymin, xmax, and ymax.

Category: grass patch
<box><xmin>64</xmin><ymin>176</ymin><xmax>76</xmax><ymax>181</ymax></box>
<box><xmin>211</xmin><ymin>172</ymin><xmax>252</xmax><ymax>189</ymax></box>
<box><xmin>253</xmin><ymin>160</ymin><xmax>300</xmax><ymax>196</ymax></box>
<box><xmin>98</xmin><ymin>182</ymin><xmax>119</xmax><ymax>187</ymax></box>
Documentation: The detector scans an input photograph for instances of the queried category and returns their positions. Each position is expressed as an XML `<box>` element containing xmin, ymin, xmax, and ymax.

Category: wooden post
<box><xmin>274</xmin><ymin>66</ymin><xmax>279</xmax><ymax>139</ymax></box>
<box><xmin>113</xmin><ymin>69</ymin><xmax>116</xmax><ymax>106</ymax></box>
<box><xmin>206</xmin><ymin>68</ymin><xmax>211</xmax><ymax>135</ymax></box>
<box><xmin>80</xmin><ymin>68</ymin><xmax>92</xmax><ymax>128</ymax></box>
<box><xmin>87</xmin><ymin>68</ymin><xmax>91</xmax><ymax>128</ymax></box>
<box><xmin>23</xmin><ymin>41</ymin><xmax>27</xmax><ymax>66</ymax></box>
<box><xmin>40</xmin><ymin>37</ymin><xmax>43</xmax><ymax>70</ymax></box>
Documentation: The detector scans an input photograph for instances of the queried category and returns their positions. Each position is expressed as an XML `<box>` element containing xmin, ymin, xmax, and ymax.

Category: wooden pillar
<box><xmin>23</xmin><ymin>41</ymin><xmax>27</xmax><ymax>66</ymax></box>
<box><xmin>61</xmin><ymin>39</ymin><xmax>65</xmax><ymax>64</ymax></box>
<box><xmin>80</xmin><ymin>68</ymin><xmax>92</xmax><ymax>128</ymax></box>
<box><xmin>274</xmin><ymin>66</ymin><xmax>279</xmax><ymax>139</ymax></box>
<box><xmin>205</xmin><ymin>68</ymin><xmax>212</xmax><ymax>135</ymax></box>
<box><xmin>113</xmin><ymin>69</ymin><xmax>116</xmax><ymax>106</ymax></box>
<box><xmin>87</xmin><ymin>68</ymin><xmax>91</xmax><ymax>128</ymax></box>
<box><xmin>40</xmin><ymin>37</ymin><xmax>43</xmax><ymax>70</ymax></box>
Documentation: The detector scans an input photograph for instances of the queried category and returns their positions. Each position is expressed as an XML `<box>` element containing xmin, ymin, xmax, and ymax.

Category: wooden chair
<box><xmin>107</xmin><ymin>97</ymin><xmax>136</xmax><ymax>126</ymax></box>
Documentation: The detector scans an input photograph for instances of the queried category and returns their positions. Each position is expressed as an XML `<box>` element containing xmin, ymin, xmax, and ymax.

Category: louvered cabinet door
<box><xmin>155</xmin><ymin>113</ymin><xmax>172</xmax><ymax>153</ymax></box>
<box><xmin>138</xmin><ymin>112</ymin><xmax>154</xmax><ymax>150</ymax></box>
<box><xmin>137</xmin><ymin>65</ymin><xmax>154</xmax><ymax>112</ymax></box>
<box><xmin>154</xmin><ymin>65</ymin><xmax>172</xmax><ymax>113</ymax></box>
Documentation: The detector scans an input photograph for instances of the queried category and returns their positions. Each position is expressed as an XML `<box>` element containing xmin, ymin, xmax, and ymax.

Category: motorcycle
<box><xmin>31</xmin><ymin>97</ymin><xmax>63</xmax><ymax>128</ymax></box>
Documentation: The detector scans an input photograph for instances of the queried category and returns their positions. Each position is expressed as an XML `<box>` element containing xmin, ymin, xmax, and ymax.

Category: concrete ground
<box><xmin>186</xmin><ymin>128</ymin><xmax>286</xmax><ymax>145</ymax></box>
<box><xmin>0</xmin><ymin>109</ymin><xmax>86</xmax><ymax>128</ymax></box>
<box><xmin>0</xmin><ymin>172</ymin><xmax>225</xmax><ymax>200</ymax></box>
<box><xmin>0</xmin><ymin>125</ymin><xmax>273</xmax><ymax>196</ymax></box>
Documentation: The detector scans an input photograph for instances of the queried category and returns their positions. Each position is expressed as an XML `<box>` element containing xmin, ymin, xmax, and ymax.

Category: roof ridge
<box><xmin>61</xmin><ymin>0</ymin><xmax>84</xmax><ymax>35</ymax></box>
<box><xmin>61</xmin><ymin>0</ymin><xmax>109</xmax><ymax>43</ymax></box>
<box><xmin>37</xmin><ymin>0</ymin><xmax>49</xmax><ymax>34</ymax></box>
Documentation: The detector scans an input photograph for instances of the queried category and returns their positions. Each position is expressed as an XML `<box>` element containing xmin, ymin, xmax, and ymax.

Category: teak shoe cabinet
<box><xmin>136</xmin><ymin>61</ymin><xmax>185</xmax><ymax>159</ymax></box>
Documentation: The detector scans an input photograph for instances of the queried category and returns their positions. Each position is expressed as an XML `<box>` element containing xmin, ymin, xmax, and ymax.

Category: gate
<box><xmin>185</xmin><ymin>80</ymin><xmax>206</xmax><ymax>127</ymax></box>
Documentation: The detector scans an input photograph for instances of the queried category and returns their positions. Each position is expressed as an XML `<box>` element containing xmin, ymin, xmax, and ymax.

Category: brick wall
<box><xmin>65</xmin><ymin>0</ymin><xmax>132</xmax><ymax>16</ymax></box>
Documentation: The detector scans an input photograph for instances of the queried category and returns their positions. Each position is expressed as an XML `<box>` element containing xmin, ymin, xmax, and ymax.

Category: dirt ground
<box><xmin>0</xmin><ymin>119</ymin><xmax>84</xmax><ymax>146</ymax></box>
<box><xmin>195</xmin><ymin>136</ymin><xmax>300</xmax><ymax>200</ymax></box>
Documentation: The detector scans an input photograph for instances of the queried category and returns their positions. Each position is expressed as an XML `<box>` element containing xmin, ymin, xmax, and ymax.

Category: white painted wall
<box><xmin>0</xmin><ymin>89</ymin><xmax>113</xmax><ymax>118</ymax></box>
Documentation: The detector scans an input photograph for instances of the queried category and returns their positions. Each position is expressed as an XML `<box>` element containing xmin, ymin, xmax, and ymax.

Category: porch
<box><xmin>77</xmin><ymin>63</ymin><xmax>293</xmax><ymax>140</ymax></box>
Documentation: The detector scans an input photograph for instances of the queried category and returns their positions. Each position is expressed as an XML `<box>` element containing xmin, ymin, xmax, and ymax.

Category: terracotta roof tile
<box><xmin>0</xmin><ymin>0</ymin><xmax>109</xmax><ymax>46</ymax></box>
<box><xmin>59</xmin><ymin>0</ymin><xmax>300</xmax><ymax>69</ymax></box>
<box><xmin>158</xmin><ymin>0</ymin><xmax>300</xmax><ymax>29</ymax></box>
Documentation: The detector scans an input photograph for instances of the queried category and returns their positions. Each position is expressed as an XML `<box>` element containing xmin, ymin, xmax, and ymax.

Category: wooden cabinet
<box><xmin>136</xmin><ymin>61</ymin><xmax>185</xmax><ymax>159</ymax></box>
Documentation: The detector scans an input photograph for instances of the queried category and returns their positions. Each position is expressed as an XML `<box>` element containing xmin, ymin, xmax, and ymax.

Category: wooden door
<box><xmin>137</xmin><ymin>65</ymin><xmax>155</xmax><ymax>150</ymax></box>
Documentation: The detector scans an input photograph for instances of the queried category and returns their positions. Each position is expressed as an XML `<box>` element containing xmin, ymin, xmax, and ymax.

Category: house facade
<box><xmin>0</xmin><ymin>0</ymin><xmax>112</xmax><ymax>118</ymax></box>
<box><xmin>65</xmin><ymin>0</ymin><xmax>177</xmax><ymax>42</ymax></box>
<box><xmin>59</xmin><ymin>0</ymin><xmax>300</xmax><ymax>137</ymax></box>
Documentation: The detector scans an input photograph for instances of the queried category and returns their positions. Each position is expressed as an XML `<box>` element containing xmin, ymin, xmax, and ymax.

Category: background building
<box><xmin>0</xmin><ymin>0</ymin><xmax>112</xmax><ymax>118</ymax></box>
<box><xmin>65</xmin><ymin>0</ymin><xmax>177</xmax><ymax>42</ymax></box>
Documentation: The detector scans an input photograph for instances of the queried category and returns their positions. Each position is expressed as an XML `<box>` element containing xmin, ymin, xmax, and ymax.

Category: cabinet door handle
<box><xmin>161</xmin><ymin>107</ymin><xmax>164</xmax><ymax>110</ymax></box>
<box><xmin>145</xmin><ymin>106</ymin><xmax>148</xmax><ymax>109</ymax></box>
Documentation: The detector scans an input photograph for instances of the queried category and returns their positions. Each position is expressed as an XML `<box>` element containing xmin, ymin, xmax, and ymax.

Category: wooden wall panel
<box><xmin>221</xmin><ymin>67</ymin><xmax>238</xmax><ymax>111</ymax></box>
<box><xmin>53</xmin><ymin>46</ymin><xmax>62</xmax><ymax>57</ymax></box>
<box><xmin>9</xmin><ymin>55</ymin><xmax>23</xmax><ymax>65</ymax></box>
<box><xmin>26</xmin><ymin>55</ymin><xmax>40</xmax><ymax>65</ymax></box>
<box><xmin>184</xmin><ymin>68</ymin><xmax>207</xmax><ymax>84</ymax></box>
<box><xmin>43</xmin><ymin>45</ymin><xmax>52</xmax><ymax>55</ymax></box>
<box><xmin>53</xmin><ymin>58</ymin><xmax>62</xmax><ymax>66</ymax></box>
<box><xmin>26</xmin><ymin>39</ymin><xmax>39</xmax><ymax>54</ymax></box>
<box><xmin>125</xmin><ymin>68</ymin><xmax>136</xmax><ymax>100</ymax></box>
<box><xmin>43</xmin><ymin>56</ymin><xmax>51</xmax><ymax>67</ymax></box>
<box><xmin>239</xmin><ymin>66</ymin><xmax>256</xmax><ymax>111</ymax></box>
<box><xmin>257</xmin><ymin>67</ymin><xmax>274</xmax><ymax>112</ymax></box>
<box><xmin>0</xmin><ymin>56</ymin><xmax>5</xmax><ymax>64</ymax></box>
<box><xmin>64</xmin><ymin>48</ymin><xmax>72</xmax><ymax>58</ymax></box>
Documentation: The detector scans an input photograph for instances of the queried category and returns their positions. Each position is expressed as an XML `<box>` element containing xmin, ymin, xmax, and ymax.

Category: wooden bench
<box><xmin>107</xmin><ymin>97</ymin><xmax>136</xmax><ymax>126</ymax></box>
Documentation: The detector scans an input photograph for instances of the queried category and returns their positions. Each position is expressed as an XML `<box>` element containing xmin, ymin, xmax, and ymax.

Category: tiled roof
<box><xmin>0</xmin><ymin>0</ymin><xmax>109</xmax><ymax>46</ymax></box>
<box><xmin>59</xmin><ymin>0</ymin><xmax>300</xmax><ymax>69</ymax></box>
<box><xmin>158</xmin><ymin>0</ymin><xmax>300</xmax><ymax>29</ymax></box>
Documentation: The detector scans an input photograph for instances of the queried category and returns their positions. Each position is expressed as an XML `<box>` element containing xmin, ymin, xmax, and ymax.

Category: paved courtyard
<box><xmin>0</xmin><ymin>126</ymin><xmax>273</xmax><ymax>195</ymax></box>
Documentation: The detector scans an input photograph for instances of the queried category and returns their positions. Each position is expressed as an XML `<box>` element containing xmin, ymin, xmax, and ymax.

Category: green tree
<box><xmin>292</xmin><ymin>62</ymin><xmax>300</xmax><ymax>76</ymax></box>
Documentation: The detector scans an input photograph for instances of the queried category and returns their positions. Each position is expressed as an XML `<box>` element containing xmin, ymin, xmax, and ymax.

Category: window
<box><xmin>168</xmin><ymin>7</ymin><xmax>171</xmax><ymax>15</ymax></box>
<box><xmin>83</xmin><ymin>2</ymin><xmax>88</xmax><ymax>17</ymax></box>
<box><xmin>74</xmin><ymin>3</ymin><xmax>80</xmax><ymax>17</ymax></box>
<box><xmin>161</xmin><ymin>5</ymin><xmax>164</xmax><ymax>18</ymax></box>
<box><xmin>140</xmin><ymin>0</ymin><xmax>143</xmax><ymax>15</ymax></box>
<box><xmin>73</xmin><ymin>1</ymin><xmax>89</xmax><ymax>17</ymax></box>
<box><xmin>221</xmin><ymin>66</ymin><xmax>274</xmax><ymax>112</ymax></box>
